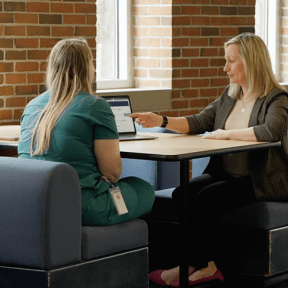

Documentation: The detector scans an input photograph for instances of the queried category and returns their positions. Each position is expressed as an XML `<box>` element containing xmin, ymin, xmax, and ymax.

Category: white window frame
<box><xmin>96</xmin><ymin>0</ymin><xmax>133</xmax><ymax>90</ymax></box>
<box><xmin>255</xmin><ymin>0</ymin><xmax>281</xmax><ymax>81</ymax></box>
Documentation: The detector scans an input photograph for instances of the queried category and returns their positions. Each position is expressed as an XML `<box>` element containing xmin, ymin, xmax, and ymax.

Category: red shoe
<box><xmin>171</xmin><ymin>269</ymin><xmax>224</xmax><ymax>287</ymax></box>
<box><xmin>149</xmin><ymin>269</ymin><xmax>169</xmax><ymax>286</ymax></box>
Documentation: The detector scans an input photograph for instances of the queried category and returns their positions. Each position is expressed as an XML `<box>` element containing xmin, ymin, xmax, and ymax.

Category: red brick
<box><xmin>15</xmin><ymin>38</ymin><xmax>39</xmax><ymax>48</ymax></box>
<box><xmin>181</xmin><ymin>6</ymin><xmax>201</xmax><ymax>15</ymax></box>
<box><xmin>192</xmin><ymin>16</ymin><xmax>210</xmax><ymax>25</ymax></box>
<box><xmin>182</xmin><ymin>69</ymin><xmax>199</xmax><ymax>78</ymax></box>
<box><xmin>28</xmin><ymin>50</ymin><xmax>50</xmax><ymax>60</ymax></box>
<box><xmin>27</xmin><ymin>2</ymin><xmax>49</xmax><ymax>13</ymax></box>
<box><xmin>6</xmin><ymin>74</ymin><xmax>26</xmax><ymax>84</ymax></box>
<box><xmin>182</xmin><ymin>27</ymin><xmax>201</xmax><ymax>36</ymax></box>
<box><xmin>182</xmin><ymin>89</ymin><xmax>199</xmax><ymax>98</ymax></box>
<box><xmin>87</xmin><ymin>15</ymin><xmax>96</xmax><ymax>25</ymax></box>
<box><xmin>172</xmin><ymin>79</ymin><xmax>190</xmax><ymax>88</ymax></box>
<box><xmin>64</xmin><ymin>15</ymin><xmax>86</xmax><ymax>24</ymax></box>
<box><xmin>0</xmin><ymin>13</ymin><xmax>14</xmax><ymax>23</ymax></box>
<box><xmin>220</xmin><ymin>27</ymin><xmax>238</xmax><ymax>36</ymax></box>
<box><xmin>172</xmin><ymin>38</ymin><xmax>189</xmax><ymax>47</ymax></box>
<box><xmin>75</xmin><ymin>4</ymin><xmax>96</xmax><ymax>14</ymax></box>
<box><xmin>0</xmin><ymin>74</ymin><xmax>3</xmax><ymax>84</ymax></box>
<box><xmin>6</xmin><ymin>51</ymin><xmax>26</xmax><ymax>60</ymax></box>
<box><xmin>190</xmin><ymin>58</ymin><xmax>209</xmax><ymax>67</ymax></box>
<box><xmin>191</xmin><ymin>78</ymin><xmax>209</xmax><ymax>87</ymax></box>
<box><xmin>15</xmin><ymin>13</ymin><xmax>38</xmax><ymax>24</ymax></box>
<box><xmin>182</xmin><ymin>48</ymin><xmax>199</xmax><ymax>57</ymax></box>
<box><xmin>16</xmin><ymin>62</ymin><xmax>39</xmax><ymax>72</ymax></box>
<box><xmin>172</xmin><ymin>100</ymin><xmax>189</xmax><ymax>109</ymax></box>
<box><xmin>52</xmin><ymin>26</ymin><xmax>74</xmax><ymax>37</ymax></box>
<box><xmin>27</xmin><ymin>26</ymin><xmax>50</xmax><ymax>36</ymax></box>
<box><xmin>51</xmin><ymin>3</ymin><xmax>74</xmax><ymax>13</ymax></box>
<box><xmin>75</xmin><ymin>27</ymin><xmax>96</xmax><ymax>37</ymax></box>
<box><xmin>27</xmin><ymin>73</ymin><xmax>45</xmax><ymax>84</ymax></box>
<box><xmin>6</xmin><ymin>97</ymin><xmax>26</xmax><ymax>107</ymax></box>
<box><xmin>15</xmin><ymin>85</ymin><xmax>38</xmax><ymax>95</ymax></box>
<box><xmin>200</xmin><ymin>88</ymin><xmax>218</xmax><ymax>97</ymax></box>
<box><xmin>211</xmin><ymin>17</ymin><xmax>229</xmax><ymax>26</ymax></box>
<box><xmin>172</xmin><ymin>16</ymin><xmax>190</xmax><ymax>25</ymax></box>
<box><xmin>0</xmin><ymin>62</ymin><xmax>13</xmax><ymax>72</ymax></box>
<box><xmin>172</xmin><ymin>90</ymin><xmax>181</xmax><ymax>99</ymax></box>
<box><xmin>229</xmin><ymin>16</ymin><xmax>247</xmax><ymax>25</ymax></box>
<box><xmin>5</xmin><ymin>26</ymin><xmax>25</xmax><ymax>36</ymax></box>
<box><xmin>201</xmin><ymin>6</ymin><xmax>219</xmax><ymax>15</ymax></box>
<box><xmin>0</xmin><ymin>86</ymin><xmax>14</xmax><ymax>96</ymax></box>
<box><xmin>0</xmin><ymin>110</ymin><xmax>13</xmax><ymax>120</ymax></box>
<box><xmin>0</xmin><ymin>39</ymin><xmax>13</xmax><ymax>48</ymax></box>
<box><xmin>212</xmin><ymin>0</ymin><xmax>229</xmax><ymax>4</ymax></box>
<box><xmin>172</xmin><ymin>59</ymin><xmax>189</xmax><ymax>68</ymax></box>
<box><xmin>210</xmin><ymin>58</ymin><xmax>226</xmax><ymax>67</ymax></box>
<box><xmin>200</xmin><ymin>68</ymin><xmax>218</xmax><ymax>77</ymax></box>
<box><xmin>40</xmin><ymin>38</ymin><xmax>59</xmax><ymax>48</ymax></box>
<box><xmin>39</xmin><ymin>14</ymin><xmax>62</xmax><ymax>25</ymax></box>
<box><xmin>201</xmin><ymin>48</ymin><xmax>218</xmax><ymax>57</ymax></box>
<box><xmin>190</xmin><ymin>38</ymin><xmax>209</xmax><ymax>47</ymax></box>
<box><xmin>4</xmin><ymin>2</ymin><xmax>25</xmax><ymax>12</ymax></box>
<box><xmin>211</xmin><ymin>78</ymin><xmax>229</xmax><ymax>86</ymax></box>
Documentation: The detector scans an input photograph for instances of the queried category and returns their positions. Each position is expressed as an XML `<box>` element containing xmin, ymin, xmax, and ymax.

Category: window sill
<box><xmin>96</xmin><ymin>88</ymin><xmax>171</xmax><ymax>112</ymax></box>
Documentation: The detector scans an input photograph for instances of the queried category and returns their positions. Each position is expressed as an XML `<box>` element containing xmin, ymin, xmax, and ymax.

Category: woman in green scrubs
<box><xmin>18</xmin><ymin>38</ymin><xmax>155</xmax><ymax>226</ymax></box>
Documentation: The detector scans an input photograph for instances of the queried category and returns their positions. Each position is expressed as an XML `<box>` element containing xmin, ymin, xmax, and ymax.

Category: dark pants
<box><xmin>172</xmin><ymin>172</ymin><xmax>256</xmax><ymax>270</ymax></box>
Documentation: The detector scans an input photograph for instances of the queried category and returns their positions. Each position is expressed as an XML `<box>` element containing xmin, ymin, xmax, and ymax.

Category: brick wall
<box><xmin>0</xmin><ymin>0</ymin><xmax>256</xmax><ymax>126</ymax></box>
<box><xmin>134</xmin><ymin>0</ymin><xmax>255</xmax><ymax>118</ymax></box>
<box><xmin>133</xmin><ymin>0</ymin><xmax>172</xmax><ymax>89</ymax></box>
<box><xmin>0</xmin><ymin>0</ymin><xmax>96</xmax><ymax>125</ymax></box>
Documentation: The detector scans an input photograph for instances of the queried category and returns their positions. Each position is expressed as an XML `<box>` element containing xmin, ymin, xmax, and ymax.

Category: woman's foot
<box><xmin>189</xmin><ymin>261</ymin><xmax>217</xmax><ymax>282</ymax></box>
<box><xmin>161</xmin><ymin>266</ymin><xmax>195</xmax><ymax>286</ymax></box>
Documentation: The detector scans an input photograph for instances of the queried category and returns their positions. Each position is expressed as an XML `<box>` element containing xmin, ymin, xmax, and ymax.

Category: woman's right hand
<box><xmin>130</xmin><ymin>112</ymin><xmax>163</xmax><ymax>128</ymax></box>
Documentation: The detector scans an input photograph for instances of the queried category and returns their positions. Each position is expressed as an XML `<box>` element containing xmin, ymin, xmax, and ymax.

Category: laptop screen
<box><xmin>104</xmin><ymin>96</ymin><xmax>136</xmax><ymax>134</ymax></box>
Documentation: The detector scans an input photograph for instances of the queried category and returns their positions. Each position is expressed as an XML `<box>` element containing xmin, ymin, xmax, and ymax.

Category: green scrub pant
<box><xmin>82</xmin><ymin>176</ymin><xmax>155</xmax><ymax>226</ymax></box>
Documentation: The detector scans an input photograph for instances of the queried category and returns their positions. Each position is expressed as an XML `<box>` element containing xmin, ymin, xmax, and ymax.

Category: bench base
<box><xmin>0</xmin><ymin>247</ymin><xmax>148</xmax><ymax>288</ymax></box>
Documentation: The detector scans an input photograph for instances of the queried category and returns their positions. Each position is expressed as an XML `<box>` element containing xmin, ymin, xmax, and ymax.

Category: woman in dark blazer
<box><xmin>131</xmin><ymin>33</ymin><xmax>288</xmax><ymax>287</ymax></box>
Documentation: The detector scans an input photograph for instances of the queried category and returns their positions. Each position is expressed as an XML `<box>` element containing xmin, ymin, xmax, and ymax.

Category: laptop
<box><xmin>104</xmin><ymin>95</ymin><xmax>158</xmax><ymax>141</ymax></box>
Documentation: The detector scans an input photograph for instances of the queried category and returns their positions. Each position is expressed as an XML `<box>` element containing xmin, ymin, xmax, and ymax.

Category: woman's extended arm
<box><xmin>129</xmin><ymin>112</ymin><xmax>190</xmax><ymax>134</ymax></box>
<box><xmin>94</xmin><ymin>139</ymin><xmax>122</xmax><ymax>183</ymax></box>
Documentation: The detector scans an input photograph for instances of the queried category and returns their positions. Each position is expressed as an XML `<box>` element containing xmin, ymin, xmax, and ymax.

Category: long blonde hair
<box><xmin>30</xmin><ymin>38</ymin><xmax>95</xmax><ymax>156</ymax></box>
<box><xmin>225</xmin><ymin>33</ymin><xmax>286</xmax><ymax>99</ymax></box>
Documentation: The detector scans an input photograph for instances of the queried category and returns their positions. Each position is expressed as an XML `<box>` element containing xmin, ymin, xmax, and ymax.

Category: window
<box><xmin>255</xmin><ymin>0</ymin><xmax>281</xmax><ymax>81</ymax></box>
<box><xmin>96</xmin><ymin>0</ymin><xmax>133</xmax><ymax>90</ymax></box>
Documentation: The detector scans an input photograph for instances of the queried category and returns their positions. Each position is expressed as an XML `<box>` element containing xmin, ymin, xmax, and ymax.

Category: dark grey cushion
<box><xmin>0</xmin><ymin>157</ymin><xmax>82</xmax><ymax>269</ymax></box>
<box><xmin>221</xmin><ymin>201</ymin><xmax>288</xmax><ymax>230</ymax></box>
<box><xmin>143</xmin><ymin>190</ymin><xmax>288</xmax><ymax>231</ymax></box>
<box><xmin>81</xmin><ymin>219</ymin><xmax>148</xmax><ymax>260</ymax></box>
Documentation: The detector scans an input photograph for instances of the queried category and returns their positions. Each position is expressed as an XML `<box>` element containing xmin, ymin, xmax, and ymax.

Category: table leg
<box><xmin>179</xmin><ymin>159</ymin><xmax>190</xmax><ymax>288</ymax></box>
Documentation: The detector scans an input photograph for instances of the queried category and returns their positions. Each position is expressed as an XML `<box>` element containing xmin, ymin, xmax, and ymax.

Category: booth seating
<box><xmin>0</xmin><ymin>157</ymin><xmax>149</xmax><ymax>288</ymax></box>
<box><xmin>130</xmin><ymin>125</ymin><xmax>288</xmax><ymax>287</ymax></box>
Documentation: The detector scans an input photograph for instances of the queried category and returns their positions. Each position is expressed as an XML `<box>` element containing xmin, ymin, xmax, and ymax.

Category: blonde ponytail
<box><xmin>31</xmin><ymin>38</ymin><xmax>95</xmax><ymax>156</ymax></box>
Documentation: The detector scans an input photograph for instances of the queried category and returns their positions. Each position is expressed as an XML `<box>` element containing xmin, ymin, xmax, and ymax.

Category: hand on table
<box><xmin>129</xmin><ymin>112</ymin><xmax>162</xmax><ymax>128</ymax></box>
<box><xmin>202</xmin><ymin>129</ymin><xmax>230</xmax><ymax>140</ymax></box>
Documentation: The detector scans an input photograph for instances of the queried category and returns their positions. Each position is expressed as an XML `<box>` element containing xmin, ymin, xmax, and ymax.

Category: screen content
<box><xmin>107</xmin><ymin>98</ymin><xmax>135</xmax><ymax>133</ymax></box>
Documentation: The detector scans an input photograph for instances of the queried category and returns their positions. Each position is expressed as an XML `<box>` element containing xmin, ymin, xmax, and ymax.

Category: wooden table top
<box><xmin>0</xmin><ymin>126</ymin><xmax>281</xmax><ymax>160</ymax></box>
<box><xmin>119</xmin><ymin>132</ymin><xmax>281</xmax><ymax>161</ymax></box>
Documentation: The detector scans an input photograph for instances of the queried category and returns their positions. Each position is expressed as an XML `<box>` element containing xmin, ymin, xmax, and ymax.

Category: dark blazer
<box><xmin>186</xmin><ymin>86</ymin><xmax>288</xmax><ymax>201</ymax></box>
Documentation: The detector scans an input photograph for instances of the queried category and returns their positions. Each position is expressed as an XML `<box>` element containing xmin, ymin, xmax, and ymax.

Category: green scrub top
<box><xmin>18</xmin><ymin>91</ymin><xmax>119</xmax><ymax>201</ymax></box>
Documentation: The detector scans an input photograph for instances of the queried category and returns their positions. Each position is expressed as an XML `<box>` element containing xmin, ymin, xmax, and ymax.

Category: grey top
<box><xmin>185</xmin><ymin>86</ymin><xmax>288</xmax><ymax>201</ymax></box>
